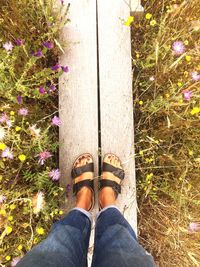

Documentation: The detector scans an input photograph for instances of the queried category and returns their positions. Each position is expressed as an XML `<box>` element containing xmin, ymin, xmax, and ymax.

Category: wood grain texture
<box><xmin>59</xmin><ymin>0</ymin><xmax>99</xmax><ymax>211</ymax></box>
<box><xmin>98</xmin><ymin>0</ymin><xmax>137</xmax><ymax>232</ymax></box>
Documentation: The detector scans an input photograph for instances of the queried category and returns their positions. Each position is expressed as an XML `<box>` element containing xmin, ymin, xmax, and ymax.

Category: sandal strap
<box><xmin>71</xmin><ymin>162</ymin><xmax>94</xmax><ymax>179</ymax></box>
<box><xmin>73</xmin><ymin>179</ymin><xmax>94</xmax><ymax>195</ymax></box>
<box><xmin>103</xmin><ymin>162</ymin><xmax>125</xmax><ymax>180</ymax></box>
<box><xmin>98</xmin><ymin>179</ymin><xmax>121</xmax><ymax>197</ymax></box>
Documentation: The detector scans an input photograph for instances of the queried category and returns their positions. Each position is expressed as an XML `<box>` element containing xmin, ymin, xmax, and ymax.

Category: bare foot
<box><xmin>99</xmin><ymin>154</ymin><xmax>123</xmax><ymax>209</ymax></box>
<box><xmin>73</xmin><ymin>154</ymin><xmax>93</xmax><ymax>211</ymax></box>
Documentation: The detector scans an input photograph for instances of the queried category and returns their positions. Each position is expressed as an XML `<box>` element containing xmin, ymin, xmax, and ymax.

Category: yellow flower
<box><xmin>15</xmin><ymin>126</ymin><xmax>21</xmax><ymax>132</ymax></box>
<box><xmin>59</xmin><ymin>210</ymin><xmax>63</xmax><ymax>215</ymax></box>
<box><xmin>36</xmin><ymin>227</ymin><xmax>45</xmax><ymax>235</ymax></box>
<box><xmin>6</xmin><ymin>226</ymin><xmax>13</xmax><ymax>235</ymax></box>
<box><xmin>184</xmin><ymin>40</ymin><xmax>189</xmax><ymax>45</ymax></box>
<box><xmin>18</xmin><ymin>154</ymin><xmax>26</xmax><ymax>162</ymax></box>
<box><xmin>8</xmin><ymin>216</ymin><xmax>13</xmax><ymax>221</ymax></box>
<box><xmin>0</xmin><ymin>143</ymin><xmax>6</xmax><ymax>150</ymax></box>
<box><xmin>9</xmin><ymin>204</ymin><xmax>16</xmax><ymax>210</ymax></box>
<box><xmin>17</xmin><ymin>244</ymin><xmax>23</xmax><ymax>250</ymax></box>
<box><xmin>185</xmin><ymin>55</ymin><xmax>191</xmax><ymax>61</ymax></box>
<box><xmin>0</xmin><ymin>209</ymin><xmax>6</xmax><ymax>216</ymax></box>
<box><xmin>145</xmin><ymin>13</ymin><xmax>152</xmax><ymax>20</ymax></box>
<box><xmin>10</xmin><ymin>111</ymin><xmax>15</xmax><ymax>116</ymax></box>
<box><xmin>189</xmin><ymin>150</ymin><xmax>193</xmax><ymax>156</ymax></box>
<box><xmin>177</xmin><ymin>82</ymin><xmax>182</xmax><ymax>87</ymax></box>
<box><xmin>5</xmin><ymin>255</ymin><xmax>11</xmax><ymax>261</ymax></box>
<box><xmin>139</xmin><ymin>150</ymin><xmax>144</xmax><ymax>156</ymax></box>
<box><xmin>136</xmin><ymin>53</ymin><xmax>140</xmax><ymax>59</ymax></box>
<box><xmin>190</xmin><ymin>107</ymin><xmax>200</xmax><ymax>115</ymax></box>
<box><xmin>139</xmin><ymin>100</ymin><xmax>143</xmax><ymax>105</ymax></box>
<box><xmin>150</xmin><ymin>20</ymin><xmax>156</xmax><ymax>26</ymax></box>
<box><xmin>124</xmin><ymin>16</ymin><xmax>134</xmax><ymax>26</ymax></box>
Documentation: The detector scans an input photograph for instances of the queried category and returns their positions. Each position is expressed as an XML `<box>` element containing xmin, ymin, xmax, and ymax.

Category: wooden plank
<box><xmin>130</xmin><ymin>0</ymin><xmax>144</xmax><ymax>12</ymax></box>
<box><xmin>98</xmin><ymin>0</ymin><xmax>137</xmax><ymax>232</ymax></box>
<box><xmin>59</xmin><ymin>0</ymin><xmax>99</xmax><ymax>211</ymax></box>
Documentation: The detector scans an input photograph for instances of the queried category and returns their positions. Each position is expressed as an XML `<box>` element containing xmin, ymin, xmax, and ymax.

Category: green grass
<box><xmin>132</xmin><ymin>0</ymin><xmax>200</xmax><ymax>266</ymax></box>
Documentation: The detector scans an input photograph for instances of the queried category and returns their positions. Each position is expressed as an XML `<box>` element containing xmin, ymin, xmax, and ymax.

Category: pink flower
<box><xmin>191</xmin><ymin>71</ymin><xmax>200</xmax><ymax>81</ymax></box>
<box><xmin>19</xmin><ymin>108</ymin><xmax>28</xmax><ymax>116</ymax></box>
<box><xmin>49</xmin><ymin>169</ymin><xmax>61</xmax><ymax>181</ymax></box>
<box><xmin>0</xmin><ymin>113</ymin><xmax>9</xmax><ymax>123</ymax></box>
<box><xmin>52</xmin><ymin>116</ymin><xmax>61</xmax><ymax>126</ymax></box>
<box><xmin>182</xmin><ymin>90</ymin><xmax>192</xmax><ymax>101</ymax></box>
<box><xmin>188</xmin><ymin>222</ymin><xmax>199</xmax><ymax>233</ymax></box>
<box><xmin>3</xmin><ymin>41</ymin><xmax>14</xmax><ymax>51</ymax></box>
<box><xmin>11</xmin><ymin>257</ymin><xmax>22</xmax><ymax>266</ymax></box>
<box><xmin>172</xmin><ymin>41</ymin><xmax>185</xmax><ymax>55</ymax></box>
<box><xmin>1</xmin><ymin>147</ymin><xmax>14</xmax><ymax>159</ymax></box>
<box><xmin>37</xmin><ymin>150</ymin><xmax>52</xmax><ymax>165</ymax></box>
<box><xmin>39</xmin><ymin>86</ymin><xmax>46</xmax><ymax>94</ymax></box>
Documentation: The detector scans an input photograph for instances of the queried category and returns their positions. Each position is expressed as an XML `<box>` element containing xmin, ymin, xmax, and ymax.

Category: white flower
<box><xmin>3</xmin><ymin>41</ymin><xmax>14</xmax><ymax>51</ymax></box>
<box><xmin>0</xmin><ymin>126</ymin><xmax>5</xmax><ymax>140</ymax></box>
<box><xmin>29</xmin><ymin>124</ymin><xmax>41</xmax><ymax>138</ymax></box>
<box><xmin>32</xmin><ymin>192</ymin><xmax>45</xmax><ymax>214</ymax></box>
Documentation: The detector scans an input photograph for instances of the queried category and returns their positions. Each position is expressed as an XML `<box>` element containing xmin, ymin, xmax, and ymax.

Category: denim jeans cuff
<box><xmin>71</xmin><ymin>207</ymin><xmax>93</xmax><ymax>224</ymax></box>
<box><xmin>96</xmin><ymin>205</ymin><xmax>120</xmax><ymax>220</ymax></box>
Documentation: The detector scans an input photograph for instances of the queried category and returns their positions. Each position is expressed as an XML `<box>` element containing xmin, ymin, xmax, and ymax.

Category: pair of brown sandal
<box><xmin>71</xmin><ymin>153</ymin><xmax>125</xmax><ymax>211</ymax></box>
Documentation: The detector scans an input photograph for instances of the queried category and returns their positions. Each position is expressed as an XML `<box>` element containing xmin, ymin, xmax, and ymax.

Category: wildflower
<box><xmin>39</xmin><ymin>86</ymin><xmax>46</xmax><ymax>94</ymax></box>
<box><xmin>36</xmin><ymin>227</ymin><xmax>45</xmax><ymax>235</ymax></box>
<box><xmin>0</xmin><ymin>143</ymin><xmax>6</xmax><ymax>150</ymax></box>
<box><xmin>49</xmin><ymin>169</ymin><xmax>61</xmax><ymax>181</ymax></box>
<box><xmin>10</xmin><ymin>111</ymin><xmax>15</xmax><ymax>116</ymax></box>
<box><xmin>18</xmin><ymin>154</ymin><xmax>26</xmax><ymax>162</ymax></box>
<box><xmin>60</xmin><ymin>0</ymin><xmax>64</xmax><ymax>4</ymax></box>
<box><xmin>188</xmin><ymin>222</ymin><xmax>199</xmax><ymax>233</ymax></box>
<box><xmin>29</xmin><ymin>124</ymin><xmax>41</xmax><ymax>138</ymax></box>
<box><xmin>17</xmin><ymin>244</ymin><xmax>23</xmax><ymax>250</ymax></box>
<box><xmin>33</xmin><ymin>50</ymin><xmax>43</xmax><ymax>57</ymax></box>
<box><xmin>0</xmin><ymin>113</ymin><xmax>9</xmax><ymax>123</ymax></box>
<box><xmin>145</xmin><ymin>13</ymin><xmax>152</xmax><ymax>20</ymax></box>
<box><xmin>1</xmin><ymin>147</ymin><xmax>14</xmax><ymax>159</ymax></box>
<box><xmin>124</xmin><ymin>16</ymin><xmax>134</xmax><ymax>26</ymax></box>
<box><xmin>11</xmin><ymin>257</ymin><xmax>21</xmax><ymax>266</ymax></box>
<box><xmin>43</xmin><ymin>41</ymin><xmax>53</xmax><ymax>49</ymax></box>
<box><xmin>5</xmin><ymin>226</ymin><xmax>13</xmax><ymax>235</ymax></box>
<box><xmin>139</xmin><ymin>150</ymin><xmax>144</xmax><ymax>156</ymax></box>
<box><xmin>32</xmin><ymin>192</ymin><xmax>45</xmax><ymax>214</ymax></box>
<box><xmin>150</xmin><ymin>20</ymin><xmax>156</xmax><ymax>26</ymax></box>
<box><xmin>139</xmin><ymin>100</ymin><xmax>143</xmax><ymax>105</ymax></box>
<box><xmin>3</xmin><ymin>41</ymin><xmax>14</xmax><ymax>51</ymax></box>
<box><xmin>0</xmin><ymin>195</ymin><xmax>6</xmax><ymax>204</ymax></box>
<box><xmin>51</xmin><ymin>63</ymin><xmax>60</xmax><ymax>71</ymax></box>
<box><xmin>15</xmin><ymin>126</ymin><xmax>21</xmax><ymax>132</ymax></box>
<box><xmin>190</xmin><ymin>107</ymin><xmax>200</xmax><ymax>115</ymax></box>
<box><xmin>18</xmin><ymin>108</ymin><xmax>28</xmax><ymax>116</ymax></box>
<box><xmin>0</xmin><ymin>126</ymin><xmax>5</xmax><ymax>140</ymax></box>
<box><xmin>16</xmin><ymin>95</ymin><xmax>22</xmax><ymax>104</ymax></box>
<box><xmin>59</xmin><ymin>210</ymin><xmax>64</xmax><ymax>215</ymax></box>
<box><xmin>172</xmin><ymin>41</ymin><xmax>185</xmax><ymax>55</ymax></box>
<box><xmin>5</xmin><ymin>255</ymin><xmax>11</xmax><ymax>261</ymax></box>
<box><xmin>182</xmin><ymin>90</ymin><xmax>192</xmax><ymax>101</ymax></box>
<box><xmin>48</xmin><ymin>84</ymin><xmax>56</xmax><ymax>93</ymax></box>
<box><xmin>9</xmin><ymin>204</ymin><xmax>16</xmax><ymax>210</ymax></box>
<box><xmin>37</xmin><ymin>150</ymin><xmax>52</xmax><ymax>165</ymax></box>
<box><xmin>149</xmin><ymin>76</ymin><xmax>155</xmax><ymax>81</ymax></box>
<box><xmin>177</xmin><ymin>82</ymin><xmax>183</xmax><ymax>87</ymax></box>
<box><xmin>52</xmin><ymin>115</ymin><xmax>61</xmax><ymax>126</ymax></box>
<box><xmin>191</xmin><ymin>71</ymin><xmax>200</xmax><ymax>81</ymax></box>
<box><xmin>15</xmin><ymin>39</ymin><xmax>23</xmax><ymax>46</ymax></box>
<box><xmin>61</xmin><ymin>66</ymin><xmax>70</xmax><ymax>73</ymax></box>
<box><xmin>185</xmin><ymin>55</ymin><xmax>191</xmax><ymax>61</ymax></box>
<box><xmin>8</xmin><ymin>215</ymin><xmax>13</xmax><ymax>221</ymax></box>
<box><xmin>189</xmin><ymin>150</ymin><xmax>193</xmax><ymax>156</ymax></box>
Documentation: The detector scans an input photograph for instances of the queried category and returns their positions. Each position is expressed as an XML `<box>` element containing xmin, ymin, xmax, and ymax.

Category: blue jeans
<box><xmin>16</xmin><ymin>207</ymin><xmax>156</xmax><ymax>267</ymax></box>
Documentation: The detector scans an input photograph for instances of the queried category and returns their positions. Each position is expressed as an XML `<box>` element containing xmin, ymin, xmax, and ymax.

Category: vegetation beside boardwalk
<box><xmin>132</xmin><ymin>0</ymin><xmax>200</xmax><ymax>266</ymax></box>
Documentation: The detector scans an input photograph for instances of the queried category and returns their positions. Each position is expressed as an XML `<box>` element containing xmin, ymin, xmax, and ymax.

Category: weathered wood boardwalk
<box><xmin>59</xmin><ymin>0</ymin><xmax>143</xmax><ymax>262</ymax></box>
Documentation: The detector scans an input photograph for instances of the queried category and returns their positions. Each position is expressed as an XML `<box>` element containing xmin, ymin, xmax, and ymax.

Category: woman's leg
<box><xmin>92</xmin><ymin>206</ymin><xmax>156</xmax><ymax>267</ymax></box>
<box><xmin>16</xmin><ymin>208</ymin><xmax>92</xmax><ymax>267</ymax></box>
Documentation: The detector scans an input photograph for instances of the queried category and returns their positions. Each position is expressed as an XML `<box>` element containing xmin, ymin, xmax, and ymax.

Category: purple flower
<box><xmin>51</xmin><ymin>63</ymin><xmax>60</xmax><ymax>71</ymax></box>
<box><xmin>61</xmin><ymin>0</ymin><xmax>64</xmax><ymax>5</ymax></box>
<box><xmin>61</xmin><ymin>66</ymin><xmax>69</xmax><ymax>73</ymax></box>
<box><xmin>3</xmin><ymin>41</ymin><xmax>14</xmax><ymax>51</ymax></box>
<box><xmin>182</xmin><ymin>90</ymin><xmax>192</xmax><ymax>101</ymax></box>
<box><xmin>33</xmin><ymin>50</ymin><xmax>43</xmax><ymax>57</ymax></box>
<box><xmin>66</xmin><ymin>184</ymin><xmax>71</xmax><ymax>197</ymax></box>
<box><xmin>0</xmin><ymin>195</ymin><xmax>7</xmax><ymax>204</ymax></box>
<box><xmin>19</xmin><ymin>108</ymin><xmax>28</xmax><ymax>116</ymax></box>
<box><xmin>0</xmin><ymin>113</ymin><xmax>9</xmax><ymax>123</ymax></box>
<box><xmin>15</xmin><ymin>39</ymin><xmax>23</xmax><ymax>46</ymax></box>
<box><xmin>43</xmin><ymin>41</ymin><xmax>53</xmax><ymax>49</ymax></box>
<box><xmin>1</xmin><ymin>147</ymin><xmax>13</xmax><ymax>159</ymax></box>
<box><xmin>49</xmin><ymin>169</ymin><xmax>61</xmax><ymax>181</ymax></box>
<box><xmin>17</xmin><ymin>95</ymin><xmax>22</xmax><ymax>104</ymax></box>
<box><xmin>39</xmin><ymin>86</ymin><xmax>46</xmax><ymax>94</ymax></box>
<box><xmin>37</xmin><ymin>150</ymin><xmax>52</xmax><ymax>165</ymax></box>
<box><xmin>188</xmin><ymin>222</ymin><xmax>199</xmax><ymax>233</ymax></box>
<box><xmin>51</xmin><ymin>116</ymin><xmax>61</xmax><ymax>126</ymax></box>
<box><xmin>172</xmin><ymin>41</ymin><xmax>185</xmax><ymax>55</ymax></box>
<box><xmin>11</xmin><ymin>257</ymin><xmax>21</xmax><ymax>266</ymax></box>
<box><xmin>191</xmin><ymin>71</ymin><xmax>200</xmax><ymax>81</ymax></box>
<box><xmin>48</xmin><ymin>84</ymin><xmax>56</xmax><ymax>93</ymax></box>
